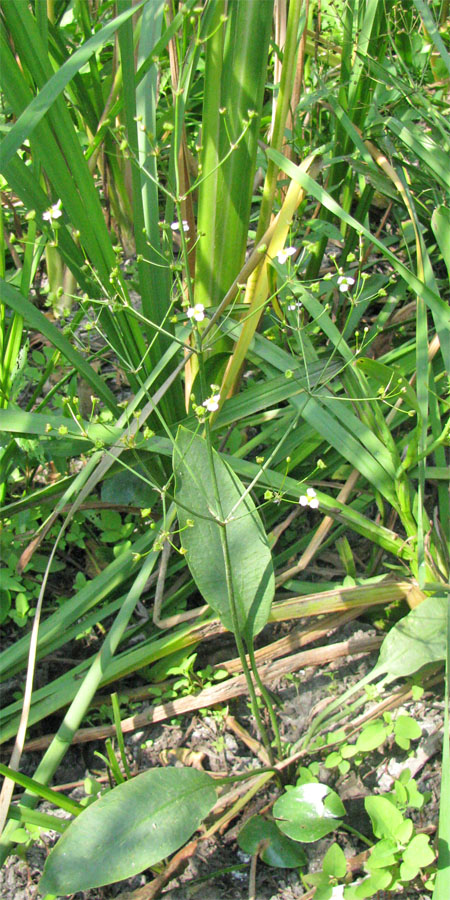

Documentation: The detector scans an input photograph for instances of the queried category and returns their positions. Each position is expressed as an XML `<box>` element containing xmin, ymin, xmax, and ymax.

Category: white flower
<box><xmin>171</xmin><ymin>220</ymin><xmax>189</xmax><ymax>232</ymax></box>
<box><xmin>42</xmin><ymin>200</ymin><xmax>62</xmax><ymax>224</ymax></box>
<box><xmin>287</xmin><ymin>300</ymin><xmax>302</xmax><ymax>311</ymax></box>
<box><xmin>299</xmin><ymin>487</ymin><xmax>319</xmax><ymax>508</ymax></box>
<box><xmin>337</xmin><ymin>274</ymin><xmax>355</xmax><ymax>292</ymax></box>
<box><xmin>276</xmin><ymin>246</ymin><xmax>296</xmax><ymax>264</ymax></box>
<box><xmin>329</xmin><ymin>886</ymin><xmax>345</xmax><ymax>899</ymax></box>
<box><xmin>187</xmin><ymin>303</ymin><xmax>205</xmax><ymax>322</ymax></box>
<box><xmin>204</xmin><ymin>394</ymin><xmax>220</xmax><ymax>412</ymax></box>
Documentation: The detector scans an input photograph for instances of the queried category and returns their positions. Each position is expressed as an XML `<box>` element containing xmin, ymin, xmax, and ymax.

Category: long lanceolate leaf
<box><xmin>117</xmin><ymin>1</ymin><xmax>184</xmax><ymax>421</ymax></box>
<box><xmin>173</xmin><ymin>427</ymin><xmax>274</xmax><ymax>642</ymax></box>
<box><xmin>193</xmin><ymin>0</ymin><xmax>226</xmax><ymax>309</ymax></box>
<box><xmin>433</xmin><ymin>597</ymin><xmax>450</xmax><ymax>899</ymax></box>
<box><xmin>118</xmin><ymin>2</ymin><xmax>163</xmax><ymax>334</ymax></box>
<box><xmin>307</xmin><ymin>0</ymin><xmax>390</xmax><ymax>277</ymax></box>
<box><xmin>0</xmin><ymin>1</ymin><xmax>186</xmax><ymax>395</ymax></box>
<box><xmin>0</xmin><ymin>0</ymin><xmax>197</xmax><ymax>170</ymax></box>
<box><xmin>39</xmin><ymin>768</ymin><xmax>217</xmax><ymax>894</ymax></box>
<box><xmin>412</xmin><ymin>0</ymin><xmax>450</xmax><ymax>77</ymax></box>
<box><xmin>0</xmin><ymin>6</ymin><xmax>114</xmax><ymax>281</ymax></box>
<box><xmin>136</xmin><ymin>1</ymin><xmax>170</xmax><ymax>326</ymax></box>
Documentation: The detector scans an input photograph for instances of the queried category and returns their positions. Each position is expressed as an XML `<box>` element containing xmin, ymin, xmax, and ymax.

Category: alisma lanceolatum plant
<box><xmin>0</xmin><ymin>0</ymin><xmax>448</xmax><ymax>894</ymax></box>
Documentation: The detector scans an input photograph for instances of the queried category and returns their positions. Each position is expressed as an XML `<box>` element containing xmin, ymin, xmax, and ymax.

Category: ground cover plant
<box><xmin>0</xmin><ymin>0</ymin><xmax>449</xmax><ymax>897</ymax></box>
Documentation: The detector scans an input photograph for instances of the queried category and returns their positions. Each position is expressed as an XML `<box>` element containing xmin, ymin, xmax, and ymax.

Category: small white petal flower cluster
<box><xmin>299</xmin><ymin>487</ymin><xmax>319</xmax><ymax>508</ymax></box>
<box><xmin>204</xmin><ymin>394</ymin><xmax>220</xmax><ymax>412</ymax></box>
<box><xmin>337</xmin><ymin>274</ymin><xmax>355</xmax><ymax>292</ymax></box>
<box><xmin>171</xmin><ymin>220</ymin><xmax>189</xmax><ymax>232</ymax></box>
<box><xmin>287</xmin><ymin>300</ymin><xmax>302</xmax><ymax>311</ymax></box>
<box><xmin>187</xmin><ymin>303</ymin><xmax>205</xmax><ymax>322</ymax></box>
<box><xmin>42</xmin><ymin>200</ymin><xmax>63</xmax><ymax>224</ymax></box>
<box><xmin>276</xmin><ymin>246</ymin><xmax>296</xmax><ymax>265</ymax></box>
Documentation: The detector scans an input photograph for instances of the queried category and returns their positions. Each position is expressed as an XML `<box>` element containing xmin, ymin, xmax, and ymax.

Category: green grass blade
<box><xmin>298</xmin><ymin>395</ymin><xmax>397</xmax><ymax>506</ymax></box>
<box><xmin>412</xmin><ymin>0</ymin><xmax>450</xmax><ymax>77</ymax></box>
<box><xmin>0</xmin><ymin>763</ymin><xmax>81</xmax><ymax>816</ymax></box>
<box><xmin>0</xmin><ymin>280</ymin><xmax>120</xmax><ymax>414</ymax></box>
<box><xmin>267</xmin><ymin>148</ymin><xmax>450</xmax><ymax>372</ymax></box>
<box><xmin>431</xmin><ymin>206</ymin><xmax>450</xmax><ymax>280</ymax></box>
<box><xmin>385</xmin><ymin>117</ymin><xmax>450</xmax><ymax>192</ymax></box>
<box><xmin>433</xmin><ymin>597</ymin><xmax>450</xmax><ymax>898</ymax></box>
<box><xmin>2</xmin><ymin>156</ymin><xmax>89</xmax><ymax>290</ymax></box>
<box><xmin>0</xmin><ymin>1</ymin><xmax>148</xmax><ymax>170</ymax></box>
<box><xmin>0</xmin><ymin>513</ymin><xmax>174</xmax><ymax>862</ymax></box>
<box><xmin>7</xmin><ymin>804</ymin><xmax>69</xmax><ymax>833</ymax></box>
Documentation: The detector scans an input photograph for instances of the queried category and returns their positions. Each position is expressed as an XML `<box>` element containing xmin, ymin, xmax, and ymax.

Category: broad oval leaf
<box><xmin>39</xmin><ymin>767</ymin><xmax>217</xmax><ymax>894</ymax></box>
<box><xmin>273</xmin><ymin>783</ymin><xmax>346</xmax><ymax>843</ymax></box>
<box><xmin>238</xmin><ymin>815</ymin><xmax>307</xmax><ymax>868</ymax></box>
<box><xmin>345</xmin><ymin>869</ymin><xmax>392</xmax><ymax>898</ymax></box>
<box><xmin>374</xmin><ymin>595</ymin><xmax>447</xmax><ymax>680</ymax></box>
<box><xmin>173</xmin><ymin>427</ymin><xmax>274</xmax><ymax>640</ymax></box>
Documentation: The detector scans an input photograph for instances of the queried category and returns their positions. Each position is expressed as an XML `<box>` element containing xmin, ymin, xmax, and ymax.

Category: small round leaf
<box><xmin>273</xmin><ymin>783</ymin><xmax>346</xmax><ymax>843</ymax></box>
<box><xmin>355</xmin><ymin>722</ymin><xmax>388</xmax><ymax>752</ymax></box>
<box><xmin>238</xmin><ymin>815</ymin><xmax>307</xmax><ymax>868</ymax></box>
<box><xmin>400</xmin><ymin>833</ymin><xmax>435</xmax><ymax>881</ymax></box>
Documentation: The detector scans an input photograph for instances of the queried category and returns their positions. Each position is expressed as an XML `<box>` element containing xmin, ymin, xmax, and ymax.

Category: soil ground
<box><xmin>0</xmin><ymin>620</ymin><xmax>442</xmax><ymax>900</ymax></box>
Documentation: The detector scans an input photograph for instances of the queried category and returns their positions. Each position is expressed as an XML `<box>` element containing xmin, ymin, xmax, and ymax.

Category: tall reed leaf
<box><xmin>194</xmin><ymin>0</ymin><xmax>274</xmax><ymax>308</ymax></box>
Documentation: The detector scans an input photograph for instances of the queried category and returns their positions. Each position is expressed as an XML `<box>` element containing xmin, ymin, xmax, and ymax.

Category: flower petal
<box><xmin>187</xmin><ymin>304</ymin><xmax>205</xmax><ymax>322</ymax></box>
<box><xmin>276</xmin><ymin>246</ymin><xmax>296</xmax><ymax>264</ymax></box>
<box><xmin>171</xmin><ymin>220</ymin><xmax>190</xmax><ymax>232</ymax></box>
<box><xmin>204</xmin><ymin>394</ymin><xmax>220</xmax><ymax>412</ymax></box>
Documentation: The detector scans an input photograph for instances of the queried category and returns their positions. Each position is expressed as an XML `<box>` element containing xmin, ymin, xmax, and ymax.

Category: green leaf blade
<box><xmin>173</xmin><ymin>427</ymin><xmax>274</xmax><ymax>640</ymax></box>
<box><xmin>273</xmin><ymin>783</ymin><xmax>346</xmax><ymax>843</ymax></box>
<box><xmin>238</xmin><ymin>815</ymin><xmax>307</xmax><ymax>868</ymax></box>
<box><xmin>39</xmin><ymin>767</ymin><xmax>217</xmax><ymax>894</ymax></box>
<box><xmin>374</xmin><ymin>595</ymin><xmax>448</xmax><ymax>680</ymax></box>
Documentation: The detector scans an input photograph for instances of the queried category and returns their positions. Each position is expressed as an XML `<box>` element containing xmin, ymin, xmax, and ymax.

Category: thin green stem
<box><xmin>247</xmin><ymin>642</ymin><xmax>283</xmax><ymax>760</ymax></box>
<box><xmin>216</xmin><ymin>516</ymin><xmax>275</xmax><ymax>765</ymax></box>
<box><xmin>340</xmin><ymin>821</ymin><xmax>373</xmax><ymax>848</ymax></box>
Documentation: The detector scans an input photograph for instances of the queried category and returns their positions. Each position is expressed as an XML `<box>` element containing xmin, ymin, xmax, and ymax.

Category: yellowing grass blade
<box><xmin>216</xmin><ymin>153</ymin><xmax>323</xmax><ymax>408</ymax></box>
